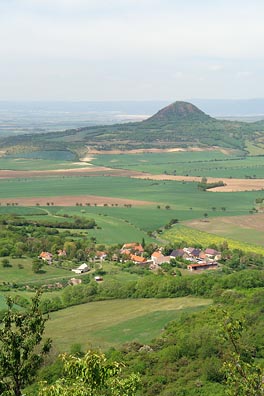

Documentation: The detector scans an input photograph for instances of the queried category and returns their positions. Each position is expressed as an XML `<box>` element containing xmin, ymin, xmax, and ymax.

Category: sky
<box><xmin>1</xmin><ymin>0</ymin><xmax>264</xmax><ymax>101</ymax></box>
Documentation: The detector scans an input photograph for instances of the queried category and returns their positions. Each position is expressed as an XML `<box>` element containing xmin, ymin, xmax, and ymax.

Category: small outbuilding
<box><xmin>72</xmin><ymin>263</ymin><xmax>89</xmax><ymax>274</ymax></box>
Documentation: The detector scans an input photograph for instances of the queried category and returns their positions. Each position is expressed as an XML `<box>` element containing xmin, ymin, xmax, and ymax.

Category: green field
<box><xmin>29</xmin><ymin>199</ymin><xmax>260</xmax><ymax>236</ymax></box>
<box><xmin>91</xmin><ymin>151</ymin><xmax>264</xmax><ymax>178</ymax></box>
<box><xmin>44</xmin><ymin>297</ymin><xmax>212</xmax><ymax>351</ymax></box>
<box><xmin>2</xmin><ymin>149</ymin><xmax>264</xmax><ymax>178</ymax></box>
<box><xmin>26</xmin><ymin>211</ymin><xmax>156</xmax><ymax>244</ymax></box>
<box><xmin>0</xmin><ymin>174</ymin><xmax>262</xmax><ymax>244</ymax></box>
<box><xmin>0</xmin><ymin>175</ymin><xmax>261</xmax><ymax>210</ymax></box>
<box><xmin>0</xmin><ymin>257</ymin><xmax>72</xmax><ymax>284</ymax></box>
<box><xmin>0</xmin><ymin>151</ymin><xmax>263</xmax><ymax>246</ymax></box>
<box><xmin>0</xmin><ymin>206</ymin><xmax>47</xmax><ymax>215</ymax></box>
<box><xmin>6</xmin><ymin>150</ymin><xmax>77</xmax><ymax>161</ymax></box>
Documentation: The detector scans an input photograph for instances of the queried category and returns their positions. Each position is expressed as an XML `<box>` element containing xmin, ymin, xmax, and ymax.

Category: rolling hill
<box><xmin>1</xmin><ymin>101</ymin><xmax>264</xmax><ymax>155</ymax></box>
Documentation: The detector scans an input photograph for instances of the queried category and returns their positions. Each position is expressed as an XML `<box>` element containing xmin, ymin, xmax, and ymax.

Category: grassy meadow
<box><xmin>0</xmin><ymin>257</ymin><xmax>72</xmax><ymax>284</ymax></box>
<box><xmin>44</xmin><ymin>297</ymin><xmax>212</xmax><ymax>351</ymax></box>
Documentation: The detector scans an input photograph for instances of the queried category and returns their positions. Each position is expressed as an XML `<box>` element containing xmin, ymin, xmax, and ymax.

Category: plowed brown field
<box><xmin>132</xmin><ymin>175</ymin><xmax>264</xmax><ymax>192</ymax></box>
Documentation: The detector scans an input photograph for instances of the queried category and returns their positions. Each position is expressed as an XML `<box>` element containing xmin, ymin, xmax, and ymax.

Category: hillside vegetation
<box><xmin>1</xmin><ymin>101</ymin><xmax>264</xmax><ymax>154</ymax></box>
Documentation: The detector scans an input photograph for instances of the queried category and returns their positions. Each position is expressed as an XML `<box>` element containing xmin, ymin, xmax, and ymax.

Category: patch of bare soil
<box><xmin>85</xmin><ymin>147</ymin><xmax>221</xmax><ymax>155</ymax></box>
<box><xmin>0</xmin><ymin>195</ymin><xmax>156</xmax><ymax>207</ymax></box>
<box><xmin>186</xmin><ymin>213</ymin><xmax>264</xmax><ymax>233</ymax></box>
<box><xmin>213</xmin><ymin>213</ymin><xmax>264</xmax><ymax>232</ymax></box>
<box><xmin>131</xmin><ymin>174</ymin><xmax>264</xmax><ymax>192</ymax></box>
<box><xmin>79</xmin><ymin>155</ymin><xmax>95</xmax><ymax>163</ymax></box>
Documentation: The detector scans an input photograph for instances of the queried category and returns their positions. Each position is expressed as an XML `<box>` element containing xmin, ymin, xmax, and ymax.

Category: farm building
<box><xmin>151</xmin><ymin>251</ymin><xmax>170</xmax><ymax>265</ymax></box>
<box><xmin>170</xmin><ymin>249</ymin><xmax>187</xmax><ymax>259</ymax></box>
<box><xmin>187</xmin><ymin>262</ymin><xmax>218</xmax><ymax>271</ymax></box>
<box><xmin>94</xmin><ymin>251</ymin><xmax>107</xmax><ymax>261</ymax></box>
<box><xmin>121</xmin><ymin>243</ymin><xmax>144</xmax><ymax>255</ymax></box>
<box><xmin>130</xmin><ymin>254</ymin><xmax>147</xmax><ymax>264</ymax></box>
<box><xmin>38</xmin><ymin>251</ymin><xmax>53</xmax><ymax>264</ymax></box>
<box><xmin>205</xmin><ymin>248</ymin><xmax>221</xmax><ymax>260</ymax></box>
<box><xmin>57</xmin><ymin>249</ymin><xmax>67</xmax><ymax>257</ymax></box>
<box><xmin>69</xmin><ymin>278</ymin><xmax>82</xmax><ymax>286</ymax></box>
<box><xmin>72</xmin><ymin>263</ymin><xmax>89</xmax><ymax>274</ymax></box>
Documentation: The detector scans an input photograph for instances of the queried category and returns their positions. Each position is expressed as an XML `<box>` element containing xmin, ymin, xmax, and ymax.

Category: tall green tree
<box><xmin>0</xmin><ymin>291</ymin><xmax>52</xmax><ymax>396</ymax></box>
<box><xmin>32</xmin><ymin>258</ymin><xmax>44</xmax><ymax>273</ymax></box>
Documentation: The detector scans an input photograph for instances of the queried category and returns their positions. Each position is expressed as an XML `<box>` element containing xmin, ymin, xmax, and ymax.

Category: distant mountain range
<box><xmin>1</xmin><ymin>101</ymin><xmax>264</xmax><ymax>154</ymax></box>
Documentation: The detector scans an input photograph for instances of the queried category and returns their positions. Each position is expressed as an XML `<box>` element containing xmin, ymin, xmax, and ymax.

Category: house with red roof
<box><xmin>121</xmin><ymin>243</ymin><xmax>144</xmax><ymax>255</ymax></box>
<box><xmin>151</xmin><ymin>251</ymin><xmax>170</xmax><ymax>265</ymax></box>
<box><xmin>38</xmin><ymin>251</ymin><xmax>53</xmax><ymax>264</ymax></box>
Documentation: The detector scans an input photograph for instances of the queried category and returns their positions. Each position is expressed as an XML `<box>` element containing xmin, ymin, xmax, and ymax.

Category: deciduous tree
<box><xmin>222</xmin><ymin>313</ymin><xmax>264</xmax><ymax>396</ymax></box>
<box><xmin>0</xmin><ymin>291</ymin><xmax>52</xmax><ymax>396</ymax></box>
<box><xmin>39</xmin><ymin>350</ymin><xmax>140</xmax><ymax>396</ymax></box>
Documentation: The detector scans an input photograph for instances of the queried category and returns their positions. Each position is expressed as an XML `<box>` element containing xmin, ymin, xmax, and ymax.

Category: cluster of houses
<box><xmin>38</xmin><ymin>244</ymin><xmax>221</xmax><ymax>276</ymax></box>
<box><xmin>119</xmin><ymin>243</ymin><xmax>221</xmax><ymax>271</ymax></box>
<box><xmin>38</xmin><ymin>249</ymin><xmax>66</xmax><ymax>265</ymax></box>
<box><xmin>169</xmin><ymin>247</ymin><xmax>221</xmax><ymax>271</ymax></box>
<box><xmin>116</xmin><ymin>243</ymin><xmax>221</xmax><ymax>271</ymax></box>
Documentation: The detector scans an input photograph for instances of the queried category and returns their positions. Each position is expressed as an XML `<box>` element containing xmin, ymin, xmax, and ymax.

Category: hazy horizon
<box><xmin>1</xmin><ymin>98</ymin><xmax>264</xmax><ymax>116</ymax></box>
<box><xmin>1</xmin><ymin>98</ymin><xmax>264</xmax><ymax>137</ymax></box>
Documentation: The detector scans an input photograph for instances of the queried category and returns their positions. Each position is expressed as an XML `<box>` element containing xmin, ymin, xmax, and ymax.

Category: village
<box><xmin>38</xmin><ymin>242</ymin><xmax>221</xmax><ymax>287</ymax></box>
